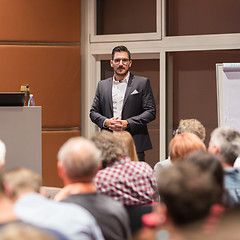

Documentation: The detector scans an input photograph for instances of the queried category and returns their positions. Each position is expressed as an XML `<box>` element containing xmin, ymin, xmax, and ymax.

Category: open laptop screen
<box><xmin>0</xmin><ymin>92</ymin><xmax>25</xmax><ymax>106</ymax></box>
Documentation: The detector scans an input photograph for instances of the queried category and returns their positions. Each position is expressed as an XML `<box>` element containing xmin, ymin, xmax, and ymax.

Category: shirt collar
<box><xmin>112</xmin><ymin>157</ymin><xmax>131</xmax><ymax>166</ymax></box>
<box><xmin>113</xmin><ymin>72</ymin><xmax>130</xmax><ymax>84</ymax></box>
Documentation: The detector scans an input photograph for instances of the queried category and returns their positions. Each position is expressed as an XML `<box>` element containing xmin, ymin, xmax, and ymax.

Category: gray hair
<box><xmin>58</xmin><ymin>137</ymin><xmax>102</xmax><ymax>180</ymax></box>
<box><xmin>210</xmin><ymin>127</ymin><xmax>240</xmax><ymax>165</ymax></box>
<box><xmin>177</xmin><ymin>119</ymin><xmax>206</xmax><ymax>142</ymax></box>
<box><xmin>91</xmin><ymin>130</ymin><xmax>128</xmax><ymax>168</ymax></box>
<box><xmin>0</xmin><ymin>140</ymin><xmax>6</xmax><ymax>168</ymax></box>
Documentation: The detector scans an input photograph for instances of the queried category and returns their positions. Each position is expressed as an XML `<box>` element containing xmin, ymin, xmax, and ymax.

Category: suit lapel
<box><xmin>123</xmin><ymin>73</ymin><xmax>134</xmax><ymax>107</ymax></box>
<box><xmin>106</xmin><ymin>78</ymin><xmax>113</xmax><ymax>114</ymax></box>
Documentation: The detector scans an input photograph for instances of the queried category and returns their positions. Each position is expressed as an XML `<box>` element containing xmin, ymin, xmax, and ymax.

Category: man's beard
<box><xmin>115</xmin><ymin>66</ymin><xmax>129</xmax><ymax>76</ymax></box>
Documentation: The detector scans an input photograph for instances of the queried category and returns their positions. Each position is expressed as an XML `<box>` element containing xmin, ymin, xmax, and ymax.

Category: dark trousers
<box><xmin>137</xmin><ymin>151</ymin><xmax>145</xmax><ymax>162</ymax></box>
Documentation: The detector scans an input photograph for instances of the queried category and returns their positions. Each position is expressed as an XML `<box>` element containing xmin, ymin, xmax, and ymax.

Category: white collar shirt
<box><xmin>112</xmin><ymin>72</ymin><xmax>130</xmax><ymax>119</ymax></box>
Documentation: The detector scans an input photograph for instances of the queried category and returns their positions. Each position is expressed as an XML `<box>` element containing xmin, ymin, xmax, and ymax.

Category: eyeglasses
<box><xmin>113</xmin><ymin>58</ymin><xmax>130</xmax><ymax>65</ymax></box>
<box><xmin>173</xmin><ymin>129</ymin><xmax>179</xmax><ymax>136</ymax></box>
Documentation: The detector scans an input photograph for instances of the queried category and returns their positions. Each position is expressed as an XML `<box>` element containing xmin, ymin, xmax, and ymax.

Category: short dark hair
<box><xmin>157</xmin><ymin>162</ymin><xmax>220</xmax><ymax>226</ymax></box>
<box><xmin>112</xmin><ymin>45</ymin><xmax>131</xmax><ymax>60</ymax></box>
<box><xmin>185</xmin><ymin>150</ymin><xmax>224</xmax><ymax>203</ymax></box>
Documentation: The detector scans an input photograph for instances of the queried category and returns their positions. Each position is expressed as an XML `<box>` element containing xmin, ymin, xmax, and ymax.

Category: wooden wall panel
<box><xmin>0</xmin><ymin>45</ymin><xmax>81</xmax><ymax>128</ymax></box>
<box><xmin>0</xmin><ymin>0</ymin><xmax>80</xmax><ymax>42</ymax></box>
<box><xmin>42</xmin><ymin>130</ymin><xmax>81</xmax><ymax>187</ymax></box>
<box><xmin>0</xmin><ymin>0</ymin><xmax>81</xmax><ymax>186</ymax></box>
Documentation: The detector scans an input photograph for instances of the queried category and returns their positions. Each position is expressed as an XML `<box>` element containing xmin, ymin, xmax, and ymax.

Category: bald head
<box><xmin>58</xmin><ymin>137</ymin><xmax>101</xmax><ymax>181</ymax></box>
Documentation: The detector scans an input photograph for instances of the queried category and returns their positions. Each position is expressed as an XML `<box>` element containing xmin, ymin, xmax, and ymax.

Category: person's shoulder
<box><xmin>96</xmin><ymin>194</ymin><xmax>128</xmax><ymax>216</ymax></box>
<box><xmin>99</xmin><ymin>77</ymin><xmax>112</xmax><ymax>84</ymax></box>
<box><xmin>131</xmin><ymin>74</ymin><xmax>148</xmax><ymax>82</ymax></box>
<box><xmin>98</xmin><ymin>193</ymin><xmax>122</xmax><ymax>204</ymax></box>
<box><xmin>154</xmin><ymin>158</ymin><xmax>172</xmax><ymax>170</ymax></box>
<box><xmin>129</xmin><ymin>161</ymin><xmax>153</xmax><ymax>172</ymax></box>
<box><xmin>94</xmin><ymin>168</ymin><xmax>110</xmax><ymax>181</ymax></box>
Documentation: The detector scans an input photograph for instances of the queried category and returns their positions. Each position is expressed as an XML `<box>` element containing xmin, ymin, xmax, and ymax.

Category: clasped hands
<box><xmin>104</xmin><ymin>117</ymin><xmax>128</xmax><ymax>131</ymax></box>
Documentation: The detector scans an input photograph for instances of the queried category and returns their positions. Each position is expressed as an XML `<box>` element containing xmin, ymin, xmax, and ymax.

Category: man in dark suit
<box><xmin>90</xmin><ymin>45</ymin><xmax>156</xmax><ymax>161</ymax></box>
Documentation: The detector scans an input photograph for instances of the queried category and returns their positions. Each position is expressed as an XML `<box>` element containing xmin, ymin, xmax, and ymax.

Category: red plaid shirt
<box><xmin>94</xmin><ymin>157</ymin><xmax>158</xmax><ymax>206</ymax></box>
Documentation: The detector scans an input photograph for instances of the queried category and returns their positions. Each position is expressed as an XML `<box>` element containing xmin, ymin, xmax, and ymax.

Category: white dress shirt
<box><xmin>112</xmin><ymin>72</ymin><xmax>129</xmax><ymax>120</ymax></box>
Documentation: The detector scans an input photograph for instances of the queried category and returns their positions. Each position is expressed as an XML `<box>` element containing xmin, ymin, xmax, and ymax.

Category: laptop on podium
<box><xmin>0</xmin><ymin>92</ymin><xmax>25</xmax><ymax>106</ymax></box>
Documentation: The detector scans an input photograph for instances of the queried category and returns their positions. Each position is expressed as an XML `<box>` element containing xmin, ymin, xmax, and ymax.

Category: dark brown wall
<box><xmin>0</xmin><ymin>0</ymin><xmax>81</xmax><ymax>187</ymax></box>
<box><xmin>97</xmin><ymin>0</ymin><xmax>156</xmax><ymax>35</ymax></box>
<box><xmin>168</xmin><ymin>50</ymin><xmax>240</xmax><ymax>148</ymax></box>
<box><xmin>167</xmin><ymin>0</ymin><xmax>240</xmax><ymax>35</ymax></box>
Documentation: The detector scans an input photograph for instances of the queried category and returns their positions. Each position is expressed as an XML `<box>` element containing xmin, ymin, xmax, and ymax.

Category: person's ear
<box><xmin>0</xmin><ymin>161</ymin><xmax>5</xmax><ymax>170</ymax></box>
<box><xmin>128</xmin><ymin>60</ymin><xmax>132</xmax><ymax>68</ymax></box>
<box><xmin>39</xmin><ymin>187</ymin><xmax>47</xmax><ymax>197</ymax></box>
<box><xmin>110</xmin><ymin>59</ymin><xmax>113</xmax><ymax>68</ymax></box>
<box><xmin>212</xmin><ymin>145</ymin><xmax>220</xmax><ymax>155</ymax></box>
<box><xmin>3</xmin><ymin>181</ymin><xmax>13</xmax><ymax>198</ymax></box>
<box><xmin>154</xmin><ymin>203</ymin><xmax>167</xmax><ymax>225</ymax></box>
<box><xmin>57</xmin><ymin>162</ymin><xmax>65</xmax><ymax>179</ymax></box>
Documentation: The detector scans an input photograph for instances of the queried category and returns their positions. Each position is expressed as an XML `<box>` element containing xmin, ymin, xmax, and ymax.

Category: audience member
<box><xmin>0</xmin><ymin>172</ymin><xmax>18</xmax><ymax>225</ymax></box>
<box><xmin>155</xmin><ymin>132</ymin><xmax>206</xmax><ymax>177</ymax></box>
<box><xmin>169</xmin><ymin>132</ymin><xmax>206</xmax><ymax>163</ymax></box>
<box><xmin>154</xmin><ymin>118</ymin><xmax>206</xmax><ymax>171</ymax></box>
<box><xmin>114</xmin><ymin>131</ymin><xmax>139</xmax><ymax>162</ymax></box>
<box><xmin>3</xmin><ymin>168</ymin><xmax>104</xmax><ymax>240</ymax></box>
<box><xmin>0</xmin><ymin>140</ymin><xmax>6</xmax><ymax>170</ymax></box>
<box><xmin>153</xmin><ymin>162</ymin><xmax>222</xmax><ymax>240</ymax></box>
<box><xmin>177</xmin><ymin>119</ymin><xmax>206</xmax><ymax>142</ymax></box>
<box><xmin>208</xmin><ymin>127</ymin><xmax>240</xmax><ymax>207</ymax></box>
<box><xmin>91</xmin><ymin>130</ymin><xmax>158</xmax><ymax>206</ymax></box>
<box><xmin>0</xmin><ymin>223</ymin><xmax>58</xmax><ymax>240</ymax></box>
<box><xmin>55</xmin><ymin>137</ymin><xmax>131</xmax><ymax>240</ymax></box>
<box><xmin>185</xmin><ymin>150</ymin><xmax>224</xmax><ymax>204</ymax></box>
<box><xmin>0</xmin><ymin>142</ymin><xmax>19</xmax><ymax>226</ymax></box>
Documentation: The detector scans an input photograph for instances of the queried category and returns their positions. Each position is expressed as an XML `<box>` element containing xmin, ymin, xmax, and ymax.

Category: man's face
<box><xmin>110</xmin><ymin>51</ymin><xmax>132</xmax><ymax>78</ymax></box>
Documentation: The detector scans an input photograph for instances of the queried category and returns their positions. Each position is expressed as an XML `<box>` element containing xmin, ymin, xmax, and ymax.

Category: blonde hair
<box><xmin>0</xmin><ymin>223</ymin><xmax>57</xmax><ymax>240</ymax></box>
<box><xmin>169</xmin><ymin>132</ymin><xmax>206</xmax><ymax>163</ymax></box>
<box><xmin>114</xmin><ymin>131</ymin><xmax>139</xmax><ymax>162</ymax></box>
<box><xmin>4</xmin><ymin>168</ymin><xmax>41</xmax><ymax>198</ymax></box>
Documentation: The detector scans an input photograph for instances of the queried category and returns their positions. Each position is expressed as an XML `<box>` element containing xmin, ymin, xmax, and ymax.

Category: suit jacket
<box><xmin>90</xmin><ymin>73</ymin><xmax>156</xmax><ymax>152</ymax></box>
